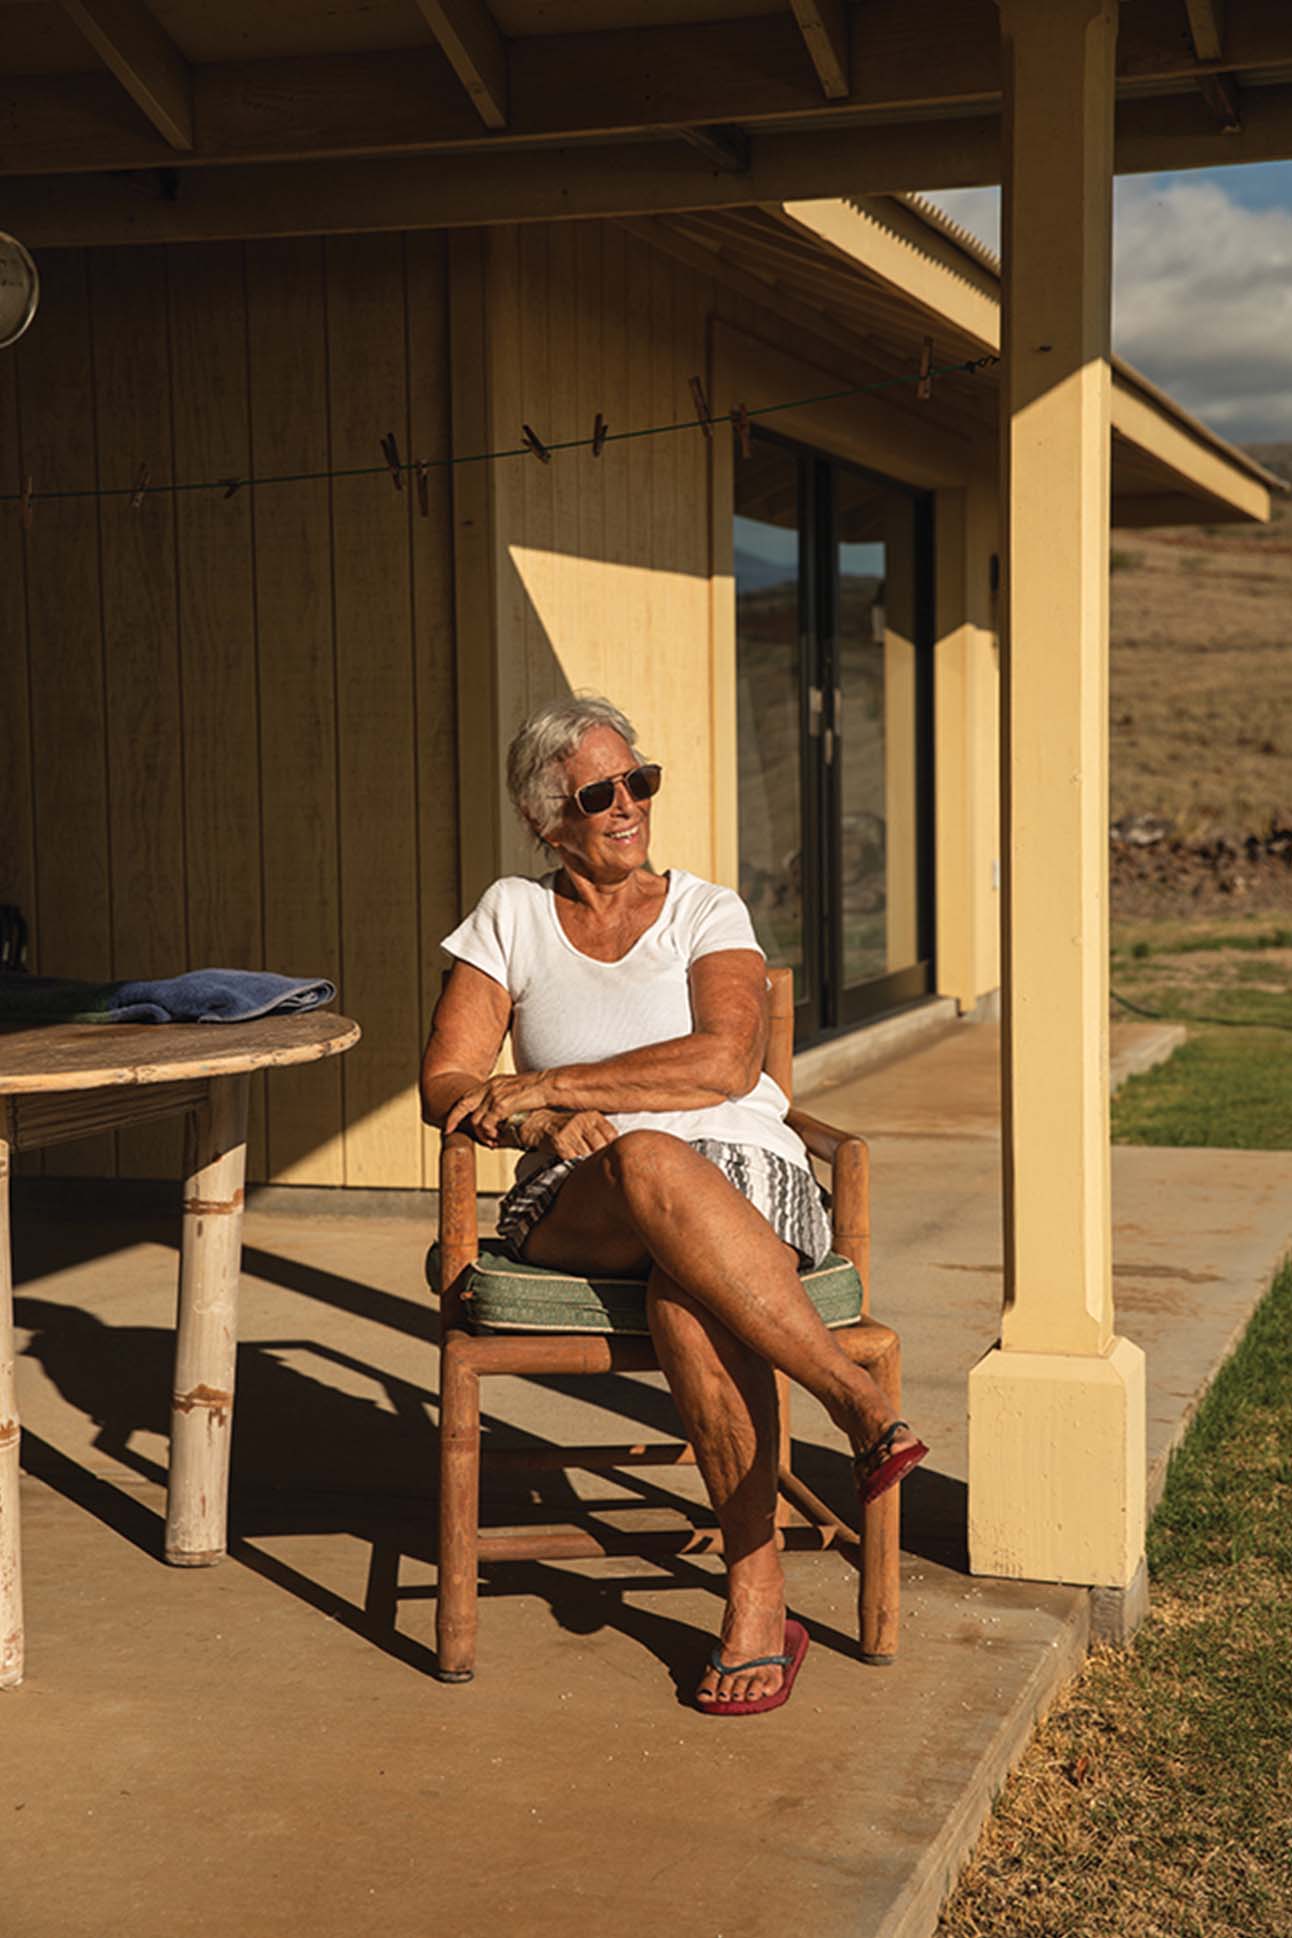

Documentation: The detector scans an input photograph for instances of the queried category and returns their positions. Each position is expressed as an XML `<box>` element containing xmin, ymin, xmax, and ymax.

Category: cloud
<box><xmin>928</xmin><ymin>170</ymin><xmax>1292</xmax><ymax>444</ymax></box>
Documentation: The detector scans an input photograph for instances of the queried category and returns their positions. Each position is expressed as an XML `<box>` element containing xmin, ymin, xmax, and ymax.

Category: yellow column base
<box><xmin>968</xmin><ymin>1335</ymin><xmax>1146</xmax><ymax>1588</ymax></box>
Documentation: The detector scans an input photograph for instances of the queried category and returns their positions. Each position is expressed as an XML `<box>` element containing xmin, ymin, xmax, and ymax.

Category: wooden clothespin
<box><xmin>917</xmin><ymin>336</ymin><xmax>934</xmax><ymax>401</ymax></box>
<box><xmin>380</xmin><ymin>432</ymin><xmax>403</xmax><ymax>491</ymax></box>
<box><xmin>415</xmin><ymin>459</ymin><xmax>430</xmax><ymax>518</ymax></box>
<box><xmin>730</xmin><ymin>402</ymin><xmax>751</xmax><ymax>459</ymax></box>
<box><xmin>220</xmin><ymin>477</ymin><xmax>242</xmax><ymax>499</ymax></box>
<box><xmin>19</xmin><ymin>475</ymin><xmax>33</xmax><ymax>531</ymax></box>
<box><xmin>129</xmin><ymin>462</ymin><xmax>150</xmax><ymax>511</ymax></box>
<box><xmin>521</xmin><ymin>423</ymin><xmax>552</xmax><ymax>464</ymax></box>
<box><xmin>591</xmin><ymin>412</ymin><xmax>608</xmax><ymax>458</ymax></box>
<box><xmin>689</xmin><ymin>376</ymin><xmax>713</xmax><ymax>440</ymax></box>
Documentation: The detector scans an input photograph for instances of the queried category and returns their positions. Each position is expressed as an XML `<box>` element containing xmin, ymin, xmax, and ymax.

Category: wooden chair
<box><xmin>433</xmin><ymin>967</ymin><xmax>904</xmax><ymax>1683</ymax></box>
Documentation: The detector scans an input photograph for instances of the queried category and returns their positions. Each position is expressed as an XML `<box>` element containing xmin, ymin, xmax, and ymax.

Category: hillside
<box><xmin>1108</xmin><ymin>444</ymin><xmax>1292</xmax><ymax>917</ymax></box>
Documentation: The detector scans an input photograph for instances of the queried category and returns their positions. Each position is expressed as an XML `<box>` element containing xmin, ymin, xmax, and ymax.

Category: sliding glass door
<box><xmin>735</xmin><ymin>429</ymin><xmax>933</xmax><ymax>1045</ymax></box>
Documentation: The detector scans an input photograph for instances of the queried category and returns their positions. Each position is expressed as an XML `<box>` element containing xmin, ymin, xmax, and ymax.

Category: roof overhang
<box><xmin>678</xmin><ymin>194</ymin><xmax>1279</xmax><ymax>529</ymax></box>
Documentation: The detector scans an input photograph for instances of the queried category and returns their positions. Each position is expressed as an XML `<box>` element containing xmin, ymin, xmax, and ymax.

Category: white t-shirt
<box><xmin>440</xmin><ymin>868</ymin><xmax>809</xmax><ymax>1176</ymax></box>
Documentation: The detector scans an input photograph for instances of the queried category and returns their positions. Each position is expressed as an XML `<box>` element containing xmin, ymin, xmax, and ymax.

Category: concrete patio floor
<box><xmin>5</xmin><ymin>1021</ymin><xmax>1291</xmax><ymax>1938</ymax></box>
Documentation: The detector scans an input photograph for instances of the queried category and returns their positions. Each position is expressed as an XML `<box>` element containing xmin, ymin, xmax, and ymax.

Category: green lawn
<box><xmin>938</xmin><ymin>1259</ymin><xmax>1292</xmax><ymax>1936</ymax></box>
<box><xmin>1111</xmin><ymin>923</ymin><xmax>1292</xmax><ymax>1149</ymax></box>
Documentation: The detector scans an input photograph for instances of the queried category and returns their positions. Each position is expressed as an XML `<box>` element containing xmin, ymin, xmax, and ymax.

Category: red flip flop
<box><xmin>694</xmin><ymin>1618</ymin><xmax>810</xmax><ymax>1717</ymax></box>
<box><xmin>855</xmin><ymin>1419</ymin><xmax>929</xmax><ymax>1506</ymax></box>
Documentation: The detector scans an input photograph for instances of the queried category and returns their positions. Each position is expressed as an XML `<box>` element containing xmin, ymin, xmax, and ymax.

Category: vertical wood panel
<box><xmin>18</xmin><ymin>249</ymin><xmax>115</xmax><ymax>1177</ymax></box>
<box><xmin>486</xmin><ymin>226</ymin><xmax>529</xmax><ymax>881</ymax></box>
<box><xmin>519</xmin><ymin>227</ymin><xmax>556</xmax><ymax>724</ymax></box>
<box><xmin>546</xmin><ymin>221</ymin><xmax>579</xmax><ymax>710</ymax></box>
<box><xmin>405</xmin><ymin>230</ymin><xmax>458</xmax><ymax>1189</ymax></box>
<box><xmin>326</xmin><ymin>233</ymin><xmax>422</xmax><ymax>1188</ymax></box>
<box><xmin>0</xmin><ymin>352</ymin><xmax>36</xmax><ymax>943</ymax></box>
<box><xmin>450</xmin><ymin>228</ymin><xmax>505</xmax><ymax>907</ymax></box>
<box><xmin>0</xmin><ymin>341</ymin><xmax>42</xmax><ymax>1179</ymax></box>
<box><xmin>246</xmin><ymin>237</ymin><xmax>345</xmax><ymax>1185</ymax></box>
<box><xmin>168</xmin><ymin>241</ymin><xmax>267</xmax><ymax>1178</ymax></box>
<box><xmin>574</xmin><ymin>224</ymin><xmax>606</xmax><ymax>704</ymax></box>
<box><xmin>91</xmin><ymin>245</ymin><xmax>187</xmax><ymax>1178</ymax></box>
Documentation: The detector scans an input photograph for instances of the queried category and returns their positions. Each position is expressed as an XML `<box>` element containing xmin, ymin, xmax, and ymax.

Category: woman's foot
<box><xmin>695</xmin><ymin>1584</ymin><xmax>788</xmax><ymax>1708</ymax></box>
<box><xmin>853</xmin><ymin>1417</ymin><xmax>928</xmax><ymax>1504</ymax></box>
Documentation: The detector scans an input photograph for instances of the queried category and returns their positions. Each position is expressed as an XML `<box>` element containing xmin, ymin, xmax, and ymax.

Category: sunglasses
<box><xmin>554</xmin><ymin>763</ymin><xmax>663</xmax><ymax>818</ymax></box>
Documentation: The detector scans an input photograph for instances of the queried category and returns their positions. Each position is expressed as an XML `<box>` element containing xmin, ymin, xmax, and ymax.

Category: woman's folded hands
<box><xmin>442</xmin><ymin>1070</ymin><xmax>618</xmax><ymax>1159</ymax></box>
<box><xmin>515</xmin><ymin>1107</ymin><xmax>619</xmax><ymax>1161</ymax></box>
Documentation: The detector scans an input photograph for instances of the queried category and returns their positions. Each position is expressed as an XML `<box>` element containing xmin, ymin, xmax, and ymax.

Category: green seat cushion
<box><xmin>462</xmin><ymin>1249</ymin><xmax>864</xmax><ymax>1335</ymax></box>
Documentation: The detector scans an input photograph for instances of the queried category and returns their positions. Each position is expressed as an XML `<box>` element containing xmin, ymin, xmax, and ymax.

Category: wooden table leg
<box><xmin>165</xmin><ymin>1074</ymin><xmax>250</xmax><ymax>1567</ymax></box>
<box><xmin>0</xmin><ymin>1112</ymin><xmax>23</xmax><ymax>1686</ymax></box>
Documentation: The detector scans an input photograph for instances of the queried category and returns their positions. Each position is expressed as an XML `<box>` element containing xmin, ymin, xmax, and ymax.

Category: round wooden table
<box><xmin>0</xmin><ymin>1011</ymin><xmax>360</xmax><ymax>1688</ymax></box>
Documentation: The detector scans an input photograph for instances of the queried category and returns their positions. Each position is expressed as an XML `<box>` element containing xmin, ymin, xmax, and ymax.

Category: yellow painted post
<box><xmin>969</xmin><ymin>0</ymin><xmax>1147</xmax><ymax>1601</ymax></box>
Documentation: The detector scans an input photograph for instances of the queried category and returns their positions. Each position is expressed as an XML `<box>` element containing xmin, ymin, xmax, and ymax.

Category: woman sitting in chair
<box><xmin>421</xmin><ymin>695</ymin><xmax>927</xmax><ymax>1713</ymax></box>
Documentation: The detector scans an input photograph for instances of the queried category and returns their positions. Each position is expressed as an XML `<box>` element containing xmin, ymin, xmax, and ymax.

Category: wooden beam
<box><xmin>1115</xmin><ymin>75</ymin><xmax>1291</xmax><ymax>167</ymax></box>
<box><xmin>1196</xmin><ymin>69</ymin><xmax>1243</xmax><ymax>129</ymax></box>
<box><xmin>6</xmin><ymin>3</ymin><xmax>1292</xmax><ymax>177</ymax></box>
<box><xmin>414</xmin><ymin>0</ymin><xmax>507</xmax><ymax>130</ymax></box>
<box><xmin>9</xmin><ymin>75</ymin><xmax>1292</xmax><ymax>248</ymax></box>
<box><xmin>679</xmin><ymin>124</ymin><xmax>751</xmax><ymax>172</ymax></box>
<box><xmin>2</xmin><ymin>115</ymin><xmax>1003</xmax><ymax>248</ymax></box>
<box><xmin>789</xmin><ymin>0</ymin><xmax>851</xmax><ymax>100</ymax></box>
<box><xmin>1184</xmin><ymin>0</ymin><xmax>1225</xmax><ymax>62</ymax></box>
<box><xmin>60</xmin><ymin>0</ymin><xmax>192</xmax><ymax>149</ymax></box>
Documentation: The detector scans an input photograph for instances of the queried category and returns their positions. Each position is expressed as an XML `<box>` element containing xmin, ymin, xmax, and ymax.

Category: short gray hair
<box><xmin>506</xmin><ymin>694</ymin><xmax>640</xmax><ymax>841</ymax></box>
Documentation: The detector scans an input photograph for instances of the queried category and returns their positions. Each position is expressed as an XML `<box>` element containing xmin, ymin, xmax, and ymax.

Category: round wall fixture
<box><xmin>0</xmin><ymin>235</ymin><xmax>39</xmax><ymax>349</ymax></box>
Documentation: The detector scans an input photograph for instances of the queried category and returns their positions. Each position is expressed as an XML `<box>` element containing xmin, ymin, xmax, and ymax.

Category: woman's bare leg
<box><xmin>524</xmin><ymin>1131</ymin><xmax>912</xmax><ymax>1460</ymax></box>
<box><xmin>647</xmin><ymin>1266</ymin><xmax>787</xmax><ymax>1706</ymax></box>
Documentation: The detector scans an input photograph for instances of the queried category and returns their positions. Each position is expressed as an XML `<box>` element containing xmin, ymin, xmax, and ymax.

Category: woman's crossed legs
<box><xmin>521</xmin><ymin>1130</ymin><xmax>916</xmax><ymax>1706</ymax></box>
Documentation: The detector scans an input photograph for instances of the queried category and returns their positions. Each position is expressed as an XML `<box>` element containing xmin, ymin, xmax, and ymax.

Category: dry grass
<box><xmin>938</xmin><ymin>1262</ymin><xmax>1292</xmax><ymax>1938</ymax></box>
<box><xmin>1110</xmin><ymin>486</ymin><xmax>1292</xmax><ymax>840</ymax></box>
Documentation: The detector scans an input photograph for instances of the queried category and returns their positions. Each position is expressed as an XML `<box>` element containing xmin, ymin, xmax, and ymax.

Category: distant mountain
<box><xmin>1247</xmin><ymin>442</ymin><xmax>1292</xmax><ymax>487</ymax></box>
<box><xmin>735</xmin><ymin>547</ymin><xmax>796</xmax><ymax>594</ymax></box>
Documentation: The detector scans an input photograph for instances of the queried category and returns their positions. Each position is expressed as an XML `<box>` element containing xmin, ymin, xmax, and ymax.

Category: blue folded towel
<box><xmin>0</xmin><ymin>969</ymin><xmax>337</xmax><ymax>1025</ymax></box>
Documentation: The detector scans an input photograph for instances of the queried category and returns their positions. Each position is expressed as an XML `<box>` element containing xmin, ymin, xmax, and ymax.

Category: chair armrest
<box><xmin>787</xmin><ymin>1110</ymin><xmax>871</xmax><ymax>1311</ymax></box>
<box><xmin>786</xmin><ymin>1107</ymin><xmax>868</xmax><ymax>1163</ymax></box>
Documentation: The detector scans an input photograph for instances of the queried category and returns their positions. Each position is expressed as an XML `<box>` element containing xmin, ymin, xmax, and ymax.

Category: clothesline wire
<box><xmin>1</xmin><ymin>353</ymin><xmax>999</xmax><ymax>508</ymax></box>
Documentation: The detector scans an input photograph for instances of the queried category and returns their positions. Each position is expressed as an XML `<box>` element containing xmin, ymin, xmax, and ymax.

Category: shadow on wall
<box><xmin>4</xmin><ymin>228</ymin><xmax>734</xmax><ymax>1193</ymax></box>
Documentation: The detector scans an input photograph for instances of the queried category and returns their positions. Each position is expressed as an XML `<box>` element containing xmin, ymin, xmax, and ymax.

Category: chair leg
<box><xmin>860</xmin><ymin>1339</ymin><xmax>902</xmax><ymax>1665</ymax></box>
<box><xmin>773</xmin><ymin>1370</ymin><xmax>793</xmax><ymax>1531</ymax></box>
<box><xmin>436</xmin><ymin>1335</ymin><xmax>480</xmax><ymax>1683</ymax></box>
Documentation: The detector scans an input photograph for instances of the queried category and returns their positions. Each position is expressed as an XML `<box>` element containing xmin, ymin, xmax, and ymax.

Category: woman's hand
<box><xmin>517</xmin><ymin>1108</ymin><xmax>619</xmax><ymax>1161</ymax></box>
<box><xmin>443</xmin><ymin>1070</ymin><xmax>554</xmax><ymax>1144</ymax></box>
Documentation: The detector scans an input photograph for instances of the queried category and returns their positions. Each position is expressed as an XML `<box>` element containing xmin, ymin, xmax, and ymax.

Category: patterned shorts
<box><xmin>496</xmin><ymin>1137</ymin><xmax>834</xmax><ymax>1270</ymax></box>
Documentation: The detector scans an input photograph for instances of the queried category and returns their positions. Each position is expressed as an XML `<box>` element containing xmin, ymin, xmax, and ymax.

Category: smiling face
<box><xmin>544</xmin><ymin>725</ymin><xmax>653</xmax><ymax>882</ymax></box>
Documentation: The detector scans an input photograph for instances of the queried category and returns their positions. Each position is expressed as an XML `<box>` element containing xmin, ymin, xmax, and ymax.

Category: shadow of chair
<box><xmin>433</xmin><ymin>966</ymin><xmax>909</xmax><ymax>1682</ymax></box>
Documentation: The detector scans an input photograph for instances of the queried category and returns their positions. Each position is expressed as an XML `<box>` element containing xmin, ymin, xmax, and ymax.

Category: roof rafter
<box><xmin>60</xmin><ymin>0</ymin><xmax>192</xmax><ymax>150</ymax></box>
<box><xmin>1183</xmin><ymin>0</ymin><xmax>1225</xmax><ymax>62</ymax></box>
<box><xmin>789</xmin><ymin>0</ymin><xmax>851</xmax><ymax>100</ymax></box>
<box><xmin>1197</xmin><ymin>69</ymin><xmax>1243</xmax><ymax>129</ymax></box>
<box><xmin>679</xmin><ymin>124</ymin><xmax>751</xmax><ymax>172</ymax></box>
<box><xmin>413</xmin><ymin>0</ymin><xmax>508</xmax><ymax>130</ymax></box>
<box><xmin>1182</xmin><ymin>0</ymin><xmax>1242</xmax><ymax>129</ymax></box>
<box><xmin>7</xmin><ymin>2</ymin><xmax>1292</xmax><ymax>179</ymax></box>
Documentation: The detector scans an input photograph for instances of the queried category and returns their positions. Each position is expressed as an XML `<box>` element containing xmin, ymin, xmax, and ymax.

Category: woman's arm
<box><xmin>444</xmin><ymin>948</ymin><xmax>768</xmax><ymax>1144</ymax></box>
<box><xmin>419</xmin><ymin>961</ymin><xmax>513</xmax><ymax>1130</ymax></box>
<box><xmin>422</xmin><ymin>963</ymin><xmax>619</xmax><ymax>1159</ymax></box>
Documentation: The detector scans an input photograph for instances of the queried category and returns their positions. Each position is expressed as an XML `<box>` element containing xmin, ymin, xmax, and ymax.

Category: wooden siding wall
<box><xmin>480</xmin><ymin>223</ymin><xmax>720</xmax><ymax>883</ymax></box>
<box><xmin>1</xmin><ymin>237</ymin><xmax>457</xmax><ymax>1187</ymax></box>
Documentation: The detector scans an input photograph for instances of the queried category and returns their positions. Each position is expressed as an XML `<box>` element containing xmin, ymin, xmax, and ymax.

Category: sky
<box><xmin>928</xmin><ymin>163</ymin><xmax>1292</xmax><ymax>448</ymax></box>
